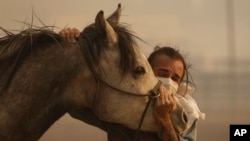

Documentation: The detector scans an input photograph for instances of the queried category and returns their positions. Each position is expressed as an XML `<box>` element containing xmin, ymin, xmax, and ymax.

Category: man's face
<box><xmin>151</xmin><ymin>54</ymin><xmax>184</xmax><ymax>84</ymax></box>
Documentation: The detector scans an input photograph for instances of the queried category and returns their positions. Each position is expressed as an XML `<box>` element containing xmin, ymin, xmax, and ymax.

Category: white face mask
<box><xmin>156</xmin><ymin>77</ymin><xmax>179</xmax><ymax>95</ymax></box>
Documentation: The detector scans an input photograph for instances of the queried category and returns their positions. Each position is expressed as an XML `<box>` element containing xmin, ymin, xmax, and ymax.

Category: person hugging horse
<box><xmin>60</xmin><ymin>26</ymin><xmax>205</xmax><ymax>141</ymax></box>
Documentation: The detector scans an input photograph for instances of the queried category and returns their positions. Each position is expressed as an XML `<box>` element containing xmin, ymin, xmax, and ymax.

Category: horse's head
<box><xmin>75</xmin><ymin>4</ymin><xmax>161</xmax><ymax>132</ymax></box>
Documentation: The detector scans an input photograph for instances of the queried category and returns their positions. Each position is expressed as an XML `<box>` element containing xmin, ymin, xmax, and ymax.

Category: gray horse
<box><xmin>0</xmin><ymin>4</ymin><xmax>162</xmax><ymax>141</ymax></box>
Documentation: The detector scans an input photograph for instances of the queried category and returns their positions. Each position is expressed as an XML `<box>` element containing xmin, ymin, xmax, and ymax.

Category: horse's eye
<box><xmin>133</xmin><ymin>66</ymin><xmax>146</xmax><ymax>78</ymax></box>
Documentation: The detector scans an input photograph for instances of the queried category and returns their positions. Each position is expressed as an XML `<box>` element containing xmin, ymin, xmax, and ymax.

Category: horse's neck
<box><xmin>0</xmin><ymin>92</ymin><xmax>66</xmax><ymax>140</ymax></box>
<box><xmin>0</xmin><ymin>43</ymin><xmax>94</xmax><ymax>140</ymax></box>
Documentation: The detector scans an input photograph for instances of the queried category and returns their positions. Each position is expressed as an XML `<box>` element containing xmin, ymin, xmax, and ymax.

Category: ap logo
<box><xmin>230</xmin><ymin>125</ymin><xmax>250</xmax><ymax>141</ymax></box>
<box><xmin>234</xmin><ymin>129</ymin><xmax>247</xmax><ymax>136</ymax></box>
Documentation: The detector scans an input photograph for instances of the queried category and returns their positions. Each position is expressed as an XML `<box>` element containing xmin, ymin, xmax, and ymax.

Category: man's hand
<box><xmin>59</xmin><ymin>27</ymin><xmax>80</xmax><ymax>43</ymax></box>
<box><xmin>153</xmin><ymin>85</ymin><xmax>176</xmax><ymax>127</ymax></box>
<box><xmin>153</xmin><ymin>85</ymin><xmax>178</xmax><ymax>141</ymax></box>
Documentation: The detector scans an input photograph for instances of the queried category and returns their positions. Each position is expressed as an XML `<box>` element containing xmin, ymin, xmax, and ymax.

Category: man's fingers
<box><xmin>69</xmin><ymin>28</ymin><xmax>76</xmax><ymax>42</ymax></box>
<box><xmin>58</xmin><ymin>30</ymin><xmax>66</xmax><ymax>38</ymax></box>
<box><xmin>59</xmin><ymin>27</ymin><xmax>81</xmax><ymax>43</ymax></box>
<box><xmin>171</xmin><ymin>95</ymin><xmax>177</xmax><ymax>110</ymax></box>
<box><xmin>73</xmin><ymin>28</ymin><xmax>80</xmax><ymax>38</ymax></box>
<box><xmin>154</xmin><ymin>95</ymin><xmax>160</xmax><ymax>106</ymax></box>
<box><xmin>168</xmin><ymin>94</ymin><xmax>176</xmax><ymax>111</ymax></box>
<box><xmin>64</xmin><ymin>28</ymin><xmax>73</xmax><ymax>42</ymax></box>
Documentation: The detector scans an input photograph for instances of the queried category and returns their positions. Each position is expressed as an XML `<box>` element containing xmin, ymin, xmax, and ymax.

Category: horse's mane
<box><xmin>0</xmin><ymin>27</ymin><xmax>63</xmax><ymax>60</ymax></box>
<box><xmin>80</xmin><ymin>22</ymin><xmax>139</xmax><ymax>78</ymax></box>
<box><xmin>0</xmin><ymin>27</ymin><xmax>64</xmax><ymax>92</ymax></box>
<box><xmin>0</xmin><ymin>22</ymin><xmax>140</xmax><ymax>91</ymax></box>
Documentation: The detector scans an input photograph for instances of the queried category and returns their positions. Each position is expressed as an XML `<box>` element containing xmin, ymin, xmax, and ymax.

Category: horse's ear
<box><xmin>107</xmin><ymin>3</ymin><xmax>122</xmax><ymax>24</ymax></box>
<box><xmin>95</xmin><ymin>10</ymin><xmax>118</xmax><ymax>47</ymax></box>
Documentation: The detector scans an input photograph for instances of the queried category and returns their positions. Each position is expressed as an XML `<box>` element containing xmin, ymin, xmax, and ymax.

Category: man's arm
<box><xmin>161</xmin><ymin>114</ymin><xmax>179</xmax><ymax>141</ymax></box>
<box><xmin>153</xmin><ymin>85</ymin><xmax>178</xmax><ymax>141</ymax></box>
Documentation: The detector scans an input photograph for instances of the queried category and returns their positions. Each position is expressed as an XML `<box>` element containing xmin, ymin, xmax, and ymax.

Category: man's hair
<box><xmin>148</xmin><ymin>46</ymin><xmax>194</xmax><ymax>87</ymax></box>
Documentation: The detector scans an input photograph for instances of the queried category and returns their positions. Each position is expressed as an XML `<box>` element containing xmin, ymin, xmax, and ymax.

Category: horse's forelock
<box><xmin>113</xmin><ymin>24</ymin><xmax>138</xmax><ymax>74</ymax></box>
<box><xmin>80</xmin><ymin>23</ymin><xmax>138</xmax><ymax>78</ymax></box>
